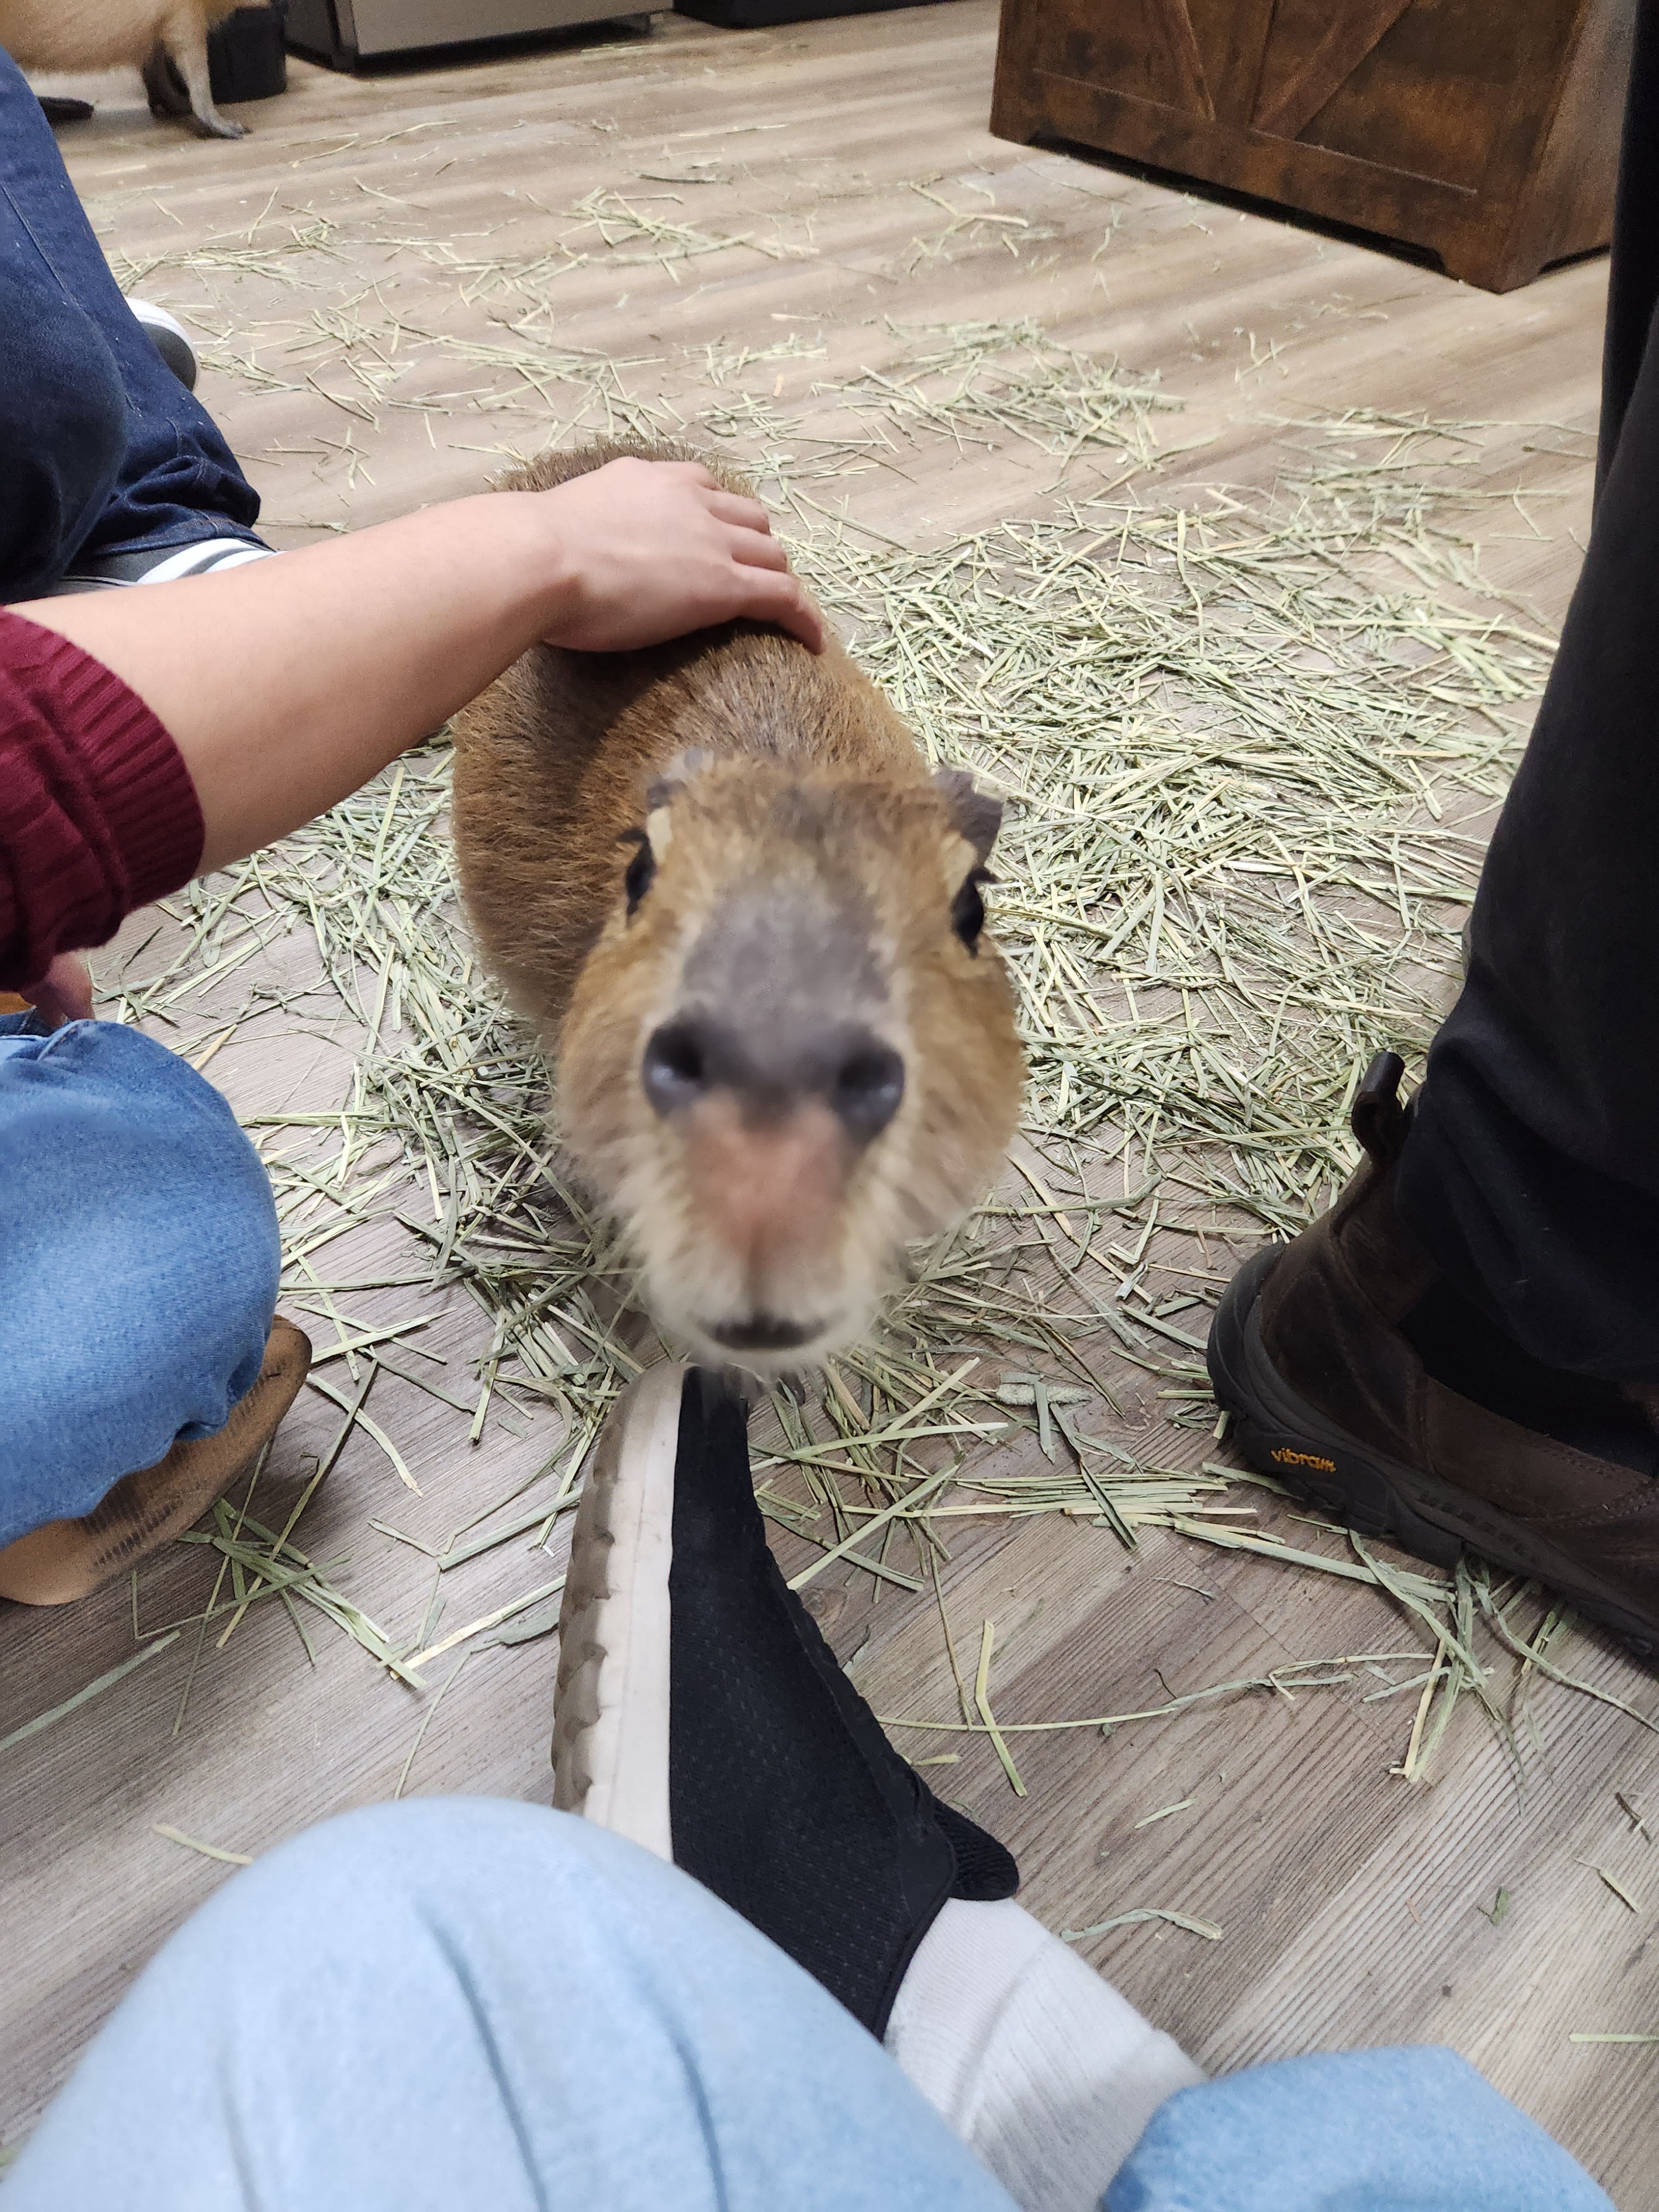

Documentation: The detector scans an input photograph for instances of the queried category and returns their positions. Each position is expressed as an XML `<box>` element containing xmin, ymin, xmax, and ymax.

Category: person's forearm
<box><xmin>17</xmin><ymin>494</ymin><xmax>571</xmax><ymax>873</ymax></box>
<box><xmin>13</xmin><ymin>456</ymin><xmax>820</xmax><ymax>891</ymax></box>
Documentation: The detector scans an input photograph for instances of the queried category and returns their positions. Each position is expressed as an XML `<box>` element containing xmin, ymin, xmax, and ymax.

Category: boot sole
<box><xmin>550</xmin><ymin>1363</ymin><xmax>686</xmax><ymax>1857</ymax></box>
<box><xmin>1207</xmin><ymin>1247</ymin><xmax>1659</xmax><ymax>1666</ymax></box>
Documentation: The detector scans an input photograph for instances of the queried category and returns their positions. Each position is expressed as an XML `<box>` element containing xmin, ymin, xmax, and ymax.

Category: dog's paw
<box><xmin>190</xmin><ymin>110</ymin><xmax>249</xmax><ymax>138</ymax></box>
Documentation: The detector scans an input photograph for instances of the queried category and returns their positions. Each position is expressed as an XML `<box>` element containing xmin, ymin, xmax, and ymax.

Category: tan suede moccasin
<box><xmin>0</xmin><ymin>1316</ymin><xmax>312</xmax><ymax>1606</ymax></box>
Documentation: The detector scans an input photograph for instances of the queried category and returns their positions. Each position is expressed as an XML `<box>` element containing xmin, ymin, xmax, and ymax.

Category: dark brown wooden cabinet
<box><xmin>990</xmin><ymin>0</ymin><xmax>1636</xmax><ymax>290</ymax></box>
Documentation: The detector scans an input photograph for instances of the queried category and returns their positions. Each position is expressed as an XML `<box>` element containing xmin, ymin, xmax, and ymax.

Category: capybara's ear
<box><xmin>931</xmin><ymin>767</ymin><xmax>1004</xmax><ymax>862</ymax></box>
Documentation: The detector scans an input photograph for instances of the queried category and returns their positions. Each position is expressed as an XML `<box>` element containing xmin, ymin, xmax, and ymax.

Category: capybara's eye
<box><xmin>621</xmin><ymin>831</ymin><xmax>656</xmax><ymax>916</ymax></box>
<box><xmin>951</xmin><ymin>868</ymin><xmax>989</xmax><ymax>954</ymax></box>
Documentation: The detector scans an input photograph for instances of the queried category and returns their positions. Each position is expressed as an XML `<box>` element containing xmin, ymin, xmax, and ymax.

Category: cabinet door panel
<box><xmin>1184</xmin><ymin>0</ymin><xmax>1277</xmax><ymax>123</ymax></box>
<box><xmin>1250</xmin><ymin>0</ymin><xmax>1414</xmax><ymax>138</ymax></box>
<box><xmin>1292</xmin><ymin>0</ymin><xmax>1575</xmax><ymax>189</ymax></box>
<box><xmin>1034</xmin><ymin>0</ymin><xmax>1217</xmax><ymax>117</ymax></box>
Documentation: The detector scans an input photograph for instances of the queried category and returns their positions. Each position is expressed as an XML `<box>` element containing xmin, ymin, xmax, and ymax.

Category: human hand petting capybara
<box><xmin>452</xmin><ymin>441</ymin><xmax>1024</xmax><ymax>1371</ymax></box>
<box><xmin>521</xmin><ymin>456</ymin><xmax>822</xmax><ymax>655</ymax></box>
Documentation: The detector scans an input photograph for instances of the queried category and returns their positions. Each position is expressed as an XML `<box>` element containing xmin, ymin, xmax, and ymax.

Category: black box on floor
<box><xmin>210</xmin><ymin>4</ymin><xmax>288</xmax><ymax>101</ymax></box>
<box><xmin>675</xmin><ymin>0</ymin><xmax>941</xmax><ymax>23</ymax></box>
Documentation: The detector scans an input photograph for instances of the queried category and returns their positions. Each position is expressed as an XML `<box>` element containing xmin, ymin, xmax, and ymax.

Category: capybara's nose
<box><xmin>642</xmin><ymin>1016</ymin><xmax>905</xmax><ymax>1144</ymax></box>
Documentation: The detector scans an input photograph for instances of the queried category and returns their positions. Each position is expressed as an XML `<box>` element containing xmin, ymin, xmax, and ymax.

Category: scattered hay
<box><xmin>106</xmin><ymin>206</ymin><xmax>345</xmax><ymax>293</ymax></box>
<box><xmin>562</xmin><ymin>185</ymin><xmax>808</xmax><ymax>276</ymax></box>
<box><xmin>0</xmin><ymin>1632</ymin><xmax>181</xmax><ymax>1757</ymax></box>
<box><xmin>1062</xmin><ymin>1906</ymin><xmax>1224</xmax><ymax>1942</ymax></box>
<box><xmin>90</xmin><ymin>394</ymin><xmax>1620</xmax><ymax>1792</ymax></box>
<box><xmin>66</xmin><ymin>142</ymin><xmax>1635</xmax><ymax>1800</ymax></box>
<box><xmin>152</xmin><ymin>1825</ymin><xmax>253</xmax><ymax>1867</ymax></box>
<box><xmin>832</xmin><ymin>318</ymin><xmax>1178</xmax><ymax>467</ymax></box>
<box><xmin>901</xmin><ymin>181</ymin><xmax>1059</xmax><ymax>275</ymax></box>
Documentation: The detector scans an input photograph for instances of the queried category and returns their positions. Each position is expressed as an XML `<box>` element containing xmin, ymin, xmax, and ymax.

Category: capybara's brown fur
<box><xmin>2</xmin><ymin>0</ymin><xmax>249</xmax><ymax>137</ymax></box>
<box><xmin>451</xmin><ymin>441</ymin><xmax>1024</xmax><ymax>1370</ymax></box>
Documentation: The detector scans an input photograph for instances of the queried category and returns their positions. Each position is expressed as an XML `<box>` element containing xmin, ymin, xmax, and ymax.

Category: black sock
<box><xmin>666</xmin><ymin>1370</ymin><xmax>1014</xmax><ymax>2037</ymax></box>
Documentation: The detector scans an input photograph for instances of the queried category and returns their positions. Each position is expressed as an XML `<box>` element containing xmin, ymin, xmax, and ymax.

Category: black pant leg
<box><xmin>1397</xmin><ymin>0</ymin><xmax>1659</xmax><ymax>1380</ymax></box>
<box><xmin>1600</xmin><ymin>0</ymin><xmax>1659</xmax><ymax>499</ymax></box>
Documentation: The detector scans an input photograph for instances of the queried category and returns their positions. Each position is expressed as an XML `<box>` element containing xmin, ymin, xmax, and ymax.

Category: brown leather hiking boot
<box><xmin>1207</xmin><ymin>1054</ymin><xmax>1659</xmax><ymax>1661</ymax></box>
<box><xmin>0</xmin><ymin>1317</ymin><xmax>312</xmax><ymax>1606</ymax></box>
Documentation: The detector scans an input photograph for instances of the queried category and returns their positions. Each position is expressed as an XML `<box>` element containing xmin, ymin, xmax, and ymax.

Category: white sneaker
<box><xmin>126</xmin><ymin>298</ymin><xmax>199</xmax><ymax>392</ymax></box>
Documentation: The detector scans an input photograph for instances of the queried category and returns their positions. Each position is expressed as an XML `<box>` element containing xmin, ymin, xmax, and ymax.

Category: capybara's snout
<box><xmin>641</xmin><ymin>1014</ymin><xmax>905</xmax><ymax>1145</ymax></box>
<box><xmin>638</xmin><ymin>1009</ymin><xmax>907</xmax><ymax>1357</ymax></box>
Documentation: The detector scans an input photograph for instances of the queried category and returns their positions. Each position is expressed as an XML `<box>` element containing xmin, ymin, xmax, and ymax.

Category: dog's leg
<box><xmin>161</xmin><ymin>13</ymin><xmax>247</xmax><ymax>138</ymax></box>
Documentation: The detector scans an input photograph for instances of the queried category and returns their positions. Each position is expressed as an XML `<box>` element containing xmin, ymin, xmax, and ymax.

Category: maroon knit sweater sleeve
<box><xmin>0</xmin><ymin>609</ymin><xmax>204</xmax><ymax>990</ymax></box>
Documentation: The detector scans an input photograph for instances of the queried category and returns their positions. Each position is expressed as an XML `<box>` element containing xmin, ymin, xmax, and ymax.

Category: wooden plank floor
<box><xmin>8</xmin><ymin>8</ymin><xmax>1659</xmax><ymax>2203</ymax></box>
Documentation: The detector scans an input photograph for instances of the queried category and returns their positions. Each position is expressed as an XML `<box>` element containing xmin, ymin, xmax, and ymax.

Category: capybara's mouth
<box><xmin>707</xmin><ymin>1313</ymin><xmax>822</xmax><ymax>1353</ymax></box>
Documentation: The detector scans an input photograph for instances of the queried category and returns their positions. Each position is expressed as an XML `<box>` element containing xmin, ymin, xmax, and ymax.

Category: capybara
<box><xmin>451</xmin><ymin>440</ymin><xmax>1024</xmax><ymax>1371</ymax></box>
<box><xmin>2</xmin><ymin>0</ymin><xmax>249</xmax><ymax>137</ymax></box>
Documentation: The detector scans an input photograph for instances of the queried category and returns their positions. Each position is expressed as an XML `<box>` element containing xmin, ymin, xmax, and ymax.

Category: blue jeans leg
<box><xmin>0</xmin><ymin>234</ymin><xmax>126</xmax><ymax>599</ymax></box>
<box><xmin>1106</xmin><ymin>2046</ymin><xmax>1613</xmax><ymax>2212</ymax></box>
<box><xmin>2</xmin><ymin>1793</ymin><xmax>1610</xmax><ymax>2212</ymax></box>
<box><xmin>3</xmin><ymin>1799</ymin><xmax>1023</xmax><ymax>2212</ymax></box>
<box><xmin>0</xmin><ymin>53</ymin><xmax>264</xmax><ymax>599</ymax></box>
<box><xmin>0</xmin><ymin>1019</ymin><xmax>279</xmax><ymax>1545</ymax></box>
